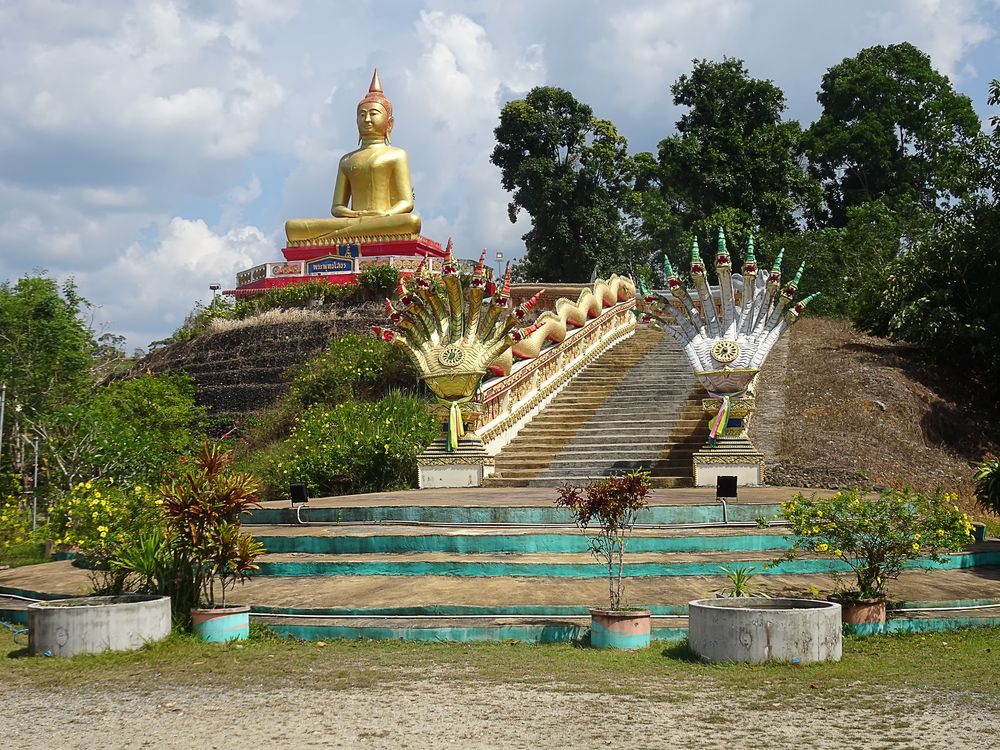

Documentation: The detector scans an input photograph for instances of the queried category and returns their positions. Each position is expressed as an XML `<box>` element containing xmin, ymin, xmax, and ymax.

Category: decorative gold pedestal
<box><xmin>692</xmin><ymin>396</ymin><xmax>764</xmax><ymax>487</ymax></box>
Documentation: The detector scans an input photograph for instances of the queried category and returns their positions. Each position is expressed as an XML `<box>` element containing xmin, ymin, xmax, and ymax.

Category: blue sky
<box><xmin>2</xmin><ymin>0</ymin><xmax>997</xmax><ymax>350</ymax></box>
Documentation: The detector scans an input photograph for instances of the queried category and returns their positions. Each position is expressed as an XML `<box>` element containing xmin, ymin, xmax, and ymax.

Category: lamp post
<box><xmin>209</xmin><ymin>283</ymin><xmax>221</xmax><ymax>298</ymax></box>
<box><xmin>495</xmin><ymin>251</ymin><xmax>503</xmax><ymax>281</ymax></box>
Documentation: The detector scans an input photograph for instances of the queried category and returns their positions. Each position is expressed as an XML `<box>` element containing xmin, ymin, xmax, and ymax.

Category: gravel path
<box><xmin>2</xmin><ymin>679</ymin><xmax>993</xmax><ymax>749</ymax></box>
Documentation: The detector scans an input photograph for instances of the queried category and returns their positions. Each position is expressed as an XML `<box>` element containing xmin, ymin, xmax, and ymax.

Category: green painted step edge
<box><xmin>0</xmin><ymin>586</ymin><xmax>73</xmax><ymax>602</ymax></box>
<box><xmin>261</xmin><ymin>622</ymin><xmax>688</xmax><ymax>644</ymax></box>
<box><xmin>254</xmin><ymin>550</ymin><xmax>1000</xmax><ymax>578</ymax></box>
<box><xmin>0</xmin><ymin>609</ymin><xmax>28</xmax><ymax>625</ymax></box>
<box><xmin>250</xmin><ymin>596</ymin><xmax>1000</xmax><ymax>618</ymax></box>
<box><xmin>245</xmin><ymin>503</ymin><xmax>783</xmax><ymax>526</ymax></box>
<box><xmin>253</xmin><ymin>533</ymin><xmax>795</xmax><ymax>555</ymax></box>
<box><xmin>259</xmin><ymin>618</ymin><xmax>1000</xmax><ymax>644</ymax></box>
<box><xmin>847</xmin><ymin>616</ymin><xmax>1000</xmax><ymax>636</ymax></box>
<box><xmin>252</xmin><ymin>604</ymin><xmax>690</xmax><ymax>616</ymax></box>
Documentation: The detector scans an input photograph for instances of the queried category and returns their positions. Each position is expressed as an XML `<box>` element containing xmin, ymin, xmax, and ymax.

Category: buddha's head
<box><xmin>357</xmin><ymin>69</ymin><xmax>394</xmax><ymax>143</ymax></box>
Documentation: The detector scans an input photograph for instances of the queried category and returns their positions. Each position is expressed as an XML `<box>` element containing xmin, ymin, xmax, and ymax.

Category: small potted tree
<box><xmin>780</xmin><ymin>487</ymin><xmax>975</xmax><ymax>624</ymax></box>
<box><xmin>160</xmin><ymin>441</ymin><xmax>266</xmax><ymax>641</ymax></box>
<box><xmin>556</xmin><ymin>470</ymin><xmax>652</xmax><ymax>649</ymax></box>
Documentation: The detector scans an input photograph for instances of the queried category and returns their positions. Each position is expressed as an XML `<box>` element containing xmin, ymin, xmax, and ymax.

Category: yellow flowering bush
<box><xmin>47</xmin><ymin>479</ymin><xmax>162</xmax><ymax>592</ymax></box>
<box><xmin>0</xmin><ymin>492</ymin><xmax>32</xmax><ymax>550</ymax></box>
<box><xmin>780</xmin><ymin>487</ymin><xmax>975</xmax><ymax>600</ymax></box>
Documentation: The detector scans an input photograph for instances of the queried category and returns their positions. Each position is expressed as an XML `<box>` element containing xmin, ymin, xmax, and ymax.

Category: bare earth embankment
<box><xmin>756</xmin><ymin>318</ymin><xmax>996</xmax><ymax>514</ymax></box>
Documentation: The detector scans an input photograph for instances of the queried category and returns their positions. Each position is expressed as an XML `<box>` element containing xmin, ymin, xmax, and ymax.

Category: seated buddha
<box><xmin>285</xmin><ymin>70</ymin><xmax>421</xmax><ymax>245</ymax></box>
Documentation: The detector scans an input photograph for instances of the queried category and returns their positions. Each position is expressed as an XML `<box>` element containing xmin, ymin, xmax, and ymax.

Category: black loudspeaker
<box><xmin>716</xmin><ymin>475</ymin><xmax>738</xmax><ymax>500</ymax></box>
<box><xmin>290</xmin><ymin>482</ymin><xmax>309</xmax><ymax>504</ymax></box>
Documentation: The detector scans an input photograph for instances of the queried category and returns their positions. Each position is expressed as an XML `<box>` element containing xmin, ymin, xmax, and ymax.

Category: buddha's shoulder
<box><xmin>381</xmin><ymin>145</ymin><xmax>410</xmax><ymax>160</ymax></box>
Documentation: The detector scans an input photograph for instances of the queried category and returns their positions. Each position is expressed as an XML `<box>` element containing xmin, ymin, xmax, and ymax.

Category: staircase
<box><xmin>489</xmin><ymin>328</ymin><xmax>709</xmax><ymax>487</ymax></box>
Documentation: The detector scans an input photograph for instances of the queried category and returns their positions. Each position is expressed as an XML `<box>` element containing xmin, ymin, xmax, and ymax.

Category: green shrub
<box><xmin>264</xmin><ymin>393</ymin><xmax>437</xmax><ymax>497</ymax></box>
<box><xmin>230</xmin><ymin>280</ymin><xmax>359</xmax><ymax>320</ymax></box>
<box><xmin>780</xmin><ymin>487</ymin><xmax>974</xmax><ymax>600</ymax></box>
<box><xmin>47</xmin><ymin>479</ymin><xmax>163</xmax><ymax>593</ymax></box>
<box><xmin>291</xmin><ymin>333</ymin><xmax>416</xmax><ymax>407</ymax></box>
<box><xmin>42</xmin><ymin>373</ymin><xmax>206</xmax><ymax>489</ymax></box>
<box><xmin>974</xmin><ymin>456</ymin><xmax>1000</xmax><ymax>516</ymax></box>
<box><xmin>0</xmin><ymin>486</ymin><xmax>32</xmax><ymax>551</ymax></box>
<box><xmin>358</xmin><ymin>263</ymin><xmax>400</xmax><ymax>301</ymax></box>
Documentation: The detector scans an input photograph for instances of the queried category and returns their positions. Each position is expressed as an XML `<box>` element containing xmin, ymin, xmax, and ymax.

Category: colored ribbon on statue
<box><xmin>437</xmin><ymin>393</ymin><xmax>476</xmax><ymax>453</ymax></box>
<box><xmin>709</xmin><ymin>395</ymin><xmax>731</xmax><ymax>440</ymax></box>
<box><xmin>707</xmin><ymin>389</ymin><xmax>748</xmax><ymax>444</ymax></box>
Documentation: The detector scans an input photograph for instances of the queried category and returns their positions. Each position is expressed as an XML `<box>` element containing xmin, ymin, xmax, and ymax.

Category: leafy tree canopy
<box><xmin>491</xmin><ymin>87</ymin><xmax>633</xmax><ymax>282</ymax></box>
<box><xmin>0</xmin><ymin>274</ymin><xmax>94</xmax><ymax>416</ymax></box>
<box><xmin>633</xmin><ymin>57</ymin><xmax>821</xmax><ymax>269</ymax></box>
<box><xmin>806</xmin><ymin>42</ymin><xmax>984</xmax><ymax>226</ymax></box>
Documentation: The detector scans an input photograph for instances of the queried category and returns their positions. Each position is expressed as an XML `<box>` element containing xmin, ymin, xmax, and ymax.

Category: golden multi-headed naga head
<box><xmin>374</xmin><ymin>242</ymin><xmax>541</xmax><ymax>450</ymax></box>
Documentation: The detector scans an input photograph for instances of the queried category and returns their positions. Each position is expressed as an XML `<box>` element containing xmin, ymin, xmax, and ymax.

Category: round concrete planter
<box><xmin>589</xmin><ymin>608</ymin><xmax>652</xmax><ymax>650</ymax></box>
<box><xmin>688</xmin><ymin>597</ymin><xmax>842</xmax><ymax>664</ymax></box>
<box><xmin>28</xmin><ymin>594</ymin><xmax>171</xmax><ymax>657</ymax></box>
<box><xmin>191</xmin><ymin>605</ymin><xmax>251</xmax><ymax>643</ymax></box>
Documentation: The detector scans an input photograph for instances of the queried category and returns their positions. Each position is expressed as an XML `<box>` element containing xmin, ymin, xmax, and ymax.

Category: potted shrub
<box><xmin>715</xmin><ymin>565</ymin><xmax>768</xmax><ymax>598</ymax></box>
<box><xmin>160</xmin><ymin>441</ymin><xmax>266</xmax><ymax>641</ymax></box>
<box><xmin>556</xmin><ymin>470</ymin><xmax>652</xmax><ymax>649</ymax></box>
<box><xmin>779</xmin><ymin>487</ymin><xmax>975</xmax><ymax>624</ymax></box>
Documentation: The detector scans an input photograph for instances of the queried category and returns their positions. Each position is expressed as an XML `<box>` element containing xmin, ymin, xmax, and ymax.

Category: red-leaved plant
<box><xmin>160</xmin><ymin>441</ymin><xmax>266</xmax><ymax>620</ymax></box>
<box><xmin>556</xmin><ymin>470</ymin><xmax>651</xmax><ymax>610</ymax></box>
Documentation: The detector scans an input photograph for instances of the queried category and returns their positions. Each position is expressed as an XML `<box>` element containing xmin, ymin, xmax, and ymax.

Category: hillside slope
<box><xmin>135</xmin><ymin>306</ymin><xmax>382</xmax><ymax>423</ymax></box>
<box><xmin>753</xmin><ymin>317</ymin><xmax>995</xmax><ymax>505</ymax></box>
<box><xmin>138</xmin><ymin>310</ymin><xmax>995</xmax><ymax>508</ymax></box>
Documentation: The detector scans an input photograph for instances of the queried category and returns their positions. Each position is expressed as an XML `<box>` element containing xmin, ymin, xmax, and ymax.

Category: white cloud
<box><xmin>598</xmin><ymin>0</ymin><xmax>752</xmax><ymax>105</ymax></box>
<box><xmin>77</xmin><ymin>218</ymin><xmax>275</xmax><ymax>346</ymax></box>
<box><xmin>870</xmin><ymin>0</ymin><xmax>993</xmax><ymax>81</ymax></box>
<box><xmin>2</xmin><ymin>0</ymin><xmax>998</xmax><ymax>352</ymax></box>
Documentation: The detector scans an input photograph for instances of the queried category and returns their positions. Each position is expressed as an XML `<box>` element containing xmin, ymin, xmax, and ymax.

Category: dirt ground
<box><xmin>755</xmin><ymin>318</ymin><xmax>998</xmax><ymax>513</ymax></box>
<box><xmin>2</xmin><ymin>678</ymin><xmax>995</xmax><ymax>749</ymax></box>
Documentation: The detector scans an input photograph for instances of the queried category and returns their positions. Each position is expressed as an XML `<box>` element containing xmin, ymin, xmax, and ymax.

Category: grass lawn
<box><xmin>2</xmin><ymin>621</ymin><xmax>996</xmax><ymax>701</ymax></box>
<box><xmin>0</xmin><ymin>542</ymin><xmax>47</xmax><ymax>569</ymax></box>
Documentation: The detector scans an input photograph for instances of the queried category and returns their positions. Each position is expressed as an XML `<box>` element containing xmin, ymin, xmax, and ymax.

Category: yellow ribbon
<box><xmin>437</xmin><ymin>393</ymin><xmax>476</xmax><ymax>452</ymax></box>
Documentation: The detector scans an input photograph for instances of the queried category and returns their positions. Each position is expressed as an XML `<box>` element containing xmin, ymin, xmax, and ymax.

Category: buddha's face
<box><xmin>357</xmin><ymin>102</ymin><xmax>391</xmax><ymax>138</ymax></box>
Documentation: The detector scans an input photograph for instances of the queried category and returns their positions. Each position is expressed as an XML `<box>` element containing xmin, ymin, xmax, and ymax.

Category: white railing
<box><xmin>475</xmin><ymin>298</ymin><xmax>636</xmax><ymax>454</ymax></box>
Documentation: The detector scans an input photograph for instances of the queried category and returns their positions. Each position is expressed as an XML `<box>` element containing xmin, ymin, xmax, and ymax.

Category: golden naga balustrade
<box><xmin>375</xmin><ymin>244</ymin><xmax>636</xmax><ymax>466</ymax></box>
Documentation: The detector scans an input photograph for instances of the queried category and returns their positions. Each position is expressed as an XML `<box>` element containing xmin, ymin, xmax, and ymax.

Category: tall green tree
<box><xmin>848</xmin><ymin>80</ymin><xmax>1000</xmax><ymax>396</ymax></box>
<box><xmin>38</xmin><ymin>373</ymin><xmax>206</xmax><ymax>489</ymax></box>
<box><xmin>491</xmin><ymin>87</ymin><xmax>633</xmax><ymax>282</ymax></box>
<box><xmin>0</xmin><ymin>275</ymin><xmax>94</xmax><ymax>419</ymax></box>
<box><xmin>633</xmin><ymin>57</ymin><xmax>820</xmax><ymax>268</ymax></box>
<box><xmin>805</xmin><ymin>42</ymin><xmax>984</xmax><ymax>226</ymax></box>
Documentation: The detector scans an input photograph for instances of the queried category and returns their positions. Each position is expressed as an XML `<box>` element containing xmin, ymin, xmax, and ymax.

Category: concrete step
<box><xmin>498</xmin><ymin>461</ymin><xmax>695</xmax><ymax>473</ymax></box>
<box><xmin>497</xmin><ymin>443</ymin><xmax>701</xmax><ymax>455</ymax></box>
<box><xmin>517</xmin><ymin>423</ymin><xmax>704</xmax><ymax>433</ymax></box>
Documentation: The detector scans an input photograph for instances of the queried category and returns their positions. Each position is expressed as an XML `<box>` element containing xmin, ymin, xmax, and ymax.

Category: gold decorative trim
<box><xmin>418</xmin><ymin>456</ymin><xmax>496</xmax><ymax>467</ymax></box>
<box><xmin>477</xmin><ymin>320</ymin><xmax>635</xmax><ymax>445</ymax></box>
<box><xmin>711</xmin><ymin>339</ymin><xmax>741</xmax><ymax>363</ymax></box>
<box><xmin>287</xmin><ymin>233</ymin><xmax>425</xmax><ymax>248</ymax></box>
<box><xmin>692</xmin><ymin>454</ymin><xmax>765</xmax><ymax>466</ymax></box>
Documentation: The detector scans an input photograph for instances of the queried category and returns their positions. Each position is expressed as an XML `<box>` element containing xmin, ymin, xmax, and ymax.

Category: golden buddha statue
<box><xmin>285</xmin><ymin>70</ymin><xmax>421</xmax><ymax>245</ymax></box>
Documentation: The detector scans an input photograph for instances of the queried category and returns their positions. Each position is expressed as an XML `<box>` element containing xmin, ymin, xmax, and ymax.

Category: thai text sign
<box><xmin>307</xmin><ymin>256</ymin><xmax>354</xmax><ymax>274</ymax></box>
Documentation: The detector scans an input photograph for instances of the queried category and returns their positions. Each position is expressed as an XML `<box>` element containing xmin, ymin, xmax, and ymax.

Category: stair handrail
<box><xmin>475</xmin><ymin>276</ymin><xmax>637</xmax><ymax>454</ymax></box>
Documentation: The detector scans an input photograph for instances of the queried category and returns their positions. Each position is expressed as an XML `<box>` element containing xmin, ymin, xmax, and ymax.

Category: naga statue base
<box><xmin>417</xmin><ymin>432</ymin><xmax>496</xmax><ymax>489</ymax></box>
<box><xmin>692</xmin><ymin>396</ymin><xmax>765</xmax><ymax>487</ymax></box>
